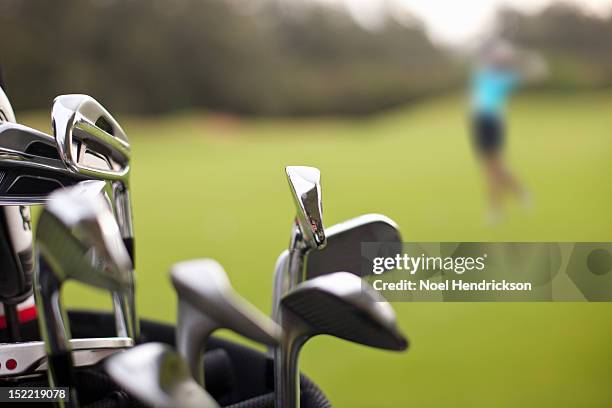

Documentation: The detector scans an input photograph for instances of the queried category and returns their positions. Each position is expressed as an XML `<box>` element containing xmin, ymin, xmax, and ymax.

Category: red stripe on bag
<box><xmin>0</xmin><ymin>305</ymin><xmax>37</xmax><ymax>329</ymax></box>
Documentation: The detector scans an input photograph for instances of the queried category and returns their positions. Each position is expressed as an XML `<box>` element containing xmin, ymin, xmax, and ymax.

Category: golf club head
<box><xmin>286</xmin><ymin>166</ymin><xmax>326</xmax><ymax>249</ymax></box>
<box><xmin>106</xmin><ymin>343</ymin><xmax>220</xmax><ymax>408</ymax></box>
<box><xmin>0</xmin><ymin>122</ymin><xmax>61</xmax><ymax>159</ymax></box>
<box><xmin>306</xmin><ymin>214</ymin><xmax>401</xmax><ymax>280</ymax></box>
<box><xmin>275</xmin><ymin>272</ymin><xmax>407</xmax><ymax>408</ymax></box>
<box><xmin>171</xmin><ymin>258</ymin><xmax>281</xmax><ymax>384</ymax></box>
<box><xmin>34</xmin><ymin>182</ymin><xmax>134</xmax><ymax>397</ymax></box>
<box><xmin>36</xmin><ymin>182</ymin><xmax>132</xmax><ymax>291</ymax></box>
<box><xmin>52</xmin><ymin>94</ymin><xmax>130</xmax><ymax>181</ymax></box>
<box><xmin>281</xmin><ymin>272</ymin><xmax>407</xmax><ymax>351</ymax></box>
<box><xmin>0</xmin><ymin>122</ymin><xmax>90</xmax><ymax>205</ymax></box>
<box><xmin>52</xmin><ymin>94</ymin><xmax>136</xmax><ymax>310</ymax></box>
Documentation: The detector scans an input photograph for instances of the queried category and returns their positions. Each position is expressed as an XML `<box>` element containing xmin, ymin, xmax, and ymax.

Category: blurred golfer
<box><xmin>470</xmin><ymin>40</ymin><xmax>547</xmax><ymax>223</ymax></box>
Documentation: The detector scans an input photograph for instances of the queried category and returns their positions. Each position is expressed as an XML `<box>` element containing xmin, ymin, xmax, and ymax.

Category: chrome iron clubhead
<box><xmin>34</xmin><ymin>184</ymin><xmax>133</xmax><ymax>406</ymax></box>
<box><xmin>0</xmin><ymin>122</ymin><xmax>90</xmax><ymax>205</ymax></box>
<box><xmin>52</xmin><ymin>94</ymin><xmax>130</xmax><ymax>181</ymax></box>
<box><xmin>277</xmin><ymin>166</ymin><xmax>327</xmax><ymax>319</ymax></box>
<box><xmin>0</xmin><ymin>88</ymin><xmax>89</xmax><ymax>204</ymax></box>
<box><xmin>274</xmin><ymin>272</ymin><xmax>407</xmax><ymax>408</ymax></box>
<box><xmin>286</xmin><ymin>166</ymin><xmax>325</xmax><ymax>249</ymax></box>
<box><xmin>106</xmin><ymin>343</ymin><xmax>220</xmax><ymax>408</ymax></box>
<box><xmin>52</xmin><ymin>94</ymin><xmax>137</xmax><ymax>338</ymax></box>
<box><xmin>272</xmin><ymin>214</ymin><xmax>402</xmax><ymax>320</ymax></box>
<box><xmin>171</xmin><ymin>258</ymin><xmax>281</xmax><ymax>385</ymax></box>
<box><xmin>305</xmin><ymin>214</ymin><xmax>401</xmax><ymax>280</ymax></box>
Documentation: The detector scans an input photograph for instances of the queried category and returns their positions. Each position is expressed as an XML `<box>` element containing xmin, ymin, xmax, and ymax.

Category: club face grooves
<box><xmin>282</xmin><ymin>289</ymin><xmax>407</xmax><ymax>351</ymax></box>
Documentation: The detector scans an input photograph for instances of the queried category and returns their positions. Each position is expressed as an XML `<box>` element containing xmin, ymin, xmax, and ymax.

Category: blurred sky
<box><xmin>316</xmin><ymin>0</ymin><xmax>612</xmax><ymax>44</ymax></box>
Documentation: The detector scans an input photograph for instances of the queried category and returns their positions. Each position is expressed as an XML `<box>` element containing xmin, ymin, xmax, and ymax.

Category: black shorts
<box><xmin>472</xmin><ymin>113</ymin><xmax>504</xmax><ymax>154</ymax></box>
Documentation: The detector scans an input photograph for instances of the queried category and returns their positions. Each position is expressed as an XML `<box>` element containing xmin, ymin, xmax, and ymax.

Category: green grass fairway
<box><xmin>21</xmin><ymin>92</ymin><xmax>612</xmax><ymax>407</ymax></box>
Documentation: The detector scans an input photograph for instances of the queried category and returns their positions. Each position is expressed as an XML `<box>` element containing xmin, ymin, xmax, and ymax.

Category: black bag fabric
<box><xmin>0</xmin><ymin>310</ymin><xmax>332</xmax><ymax>407</ymax></box>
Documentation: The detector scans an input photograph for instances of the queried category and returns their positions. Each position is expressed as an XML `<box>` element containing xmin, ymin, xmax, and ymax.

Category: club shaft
<box><xmin>3</xmin><ymin>303</ymin><xmax>21</xmax><ymax>342</ymax></box>
<box><xmin>274</xmin><ymin>335</ymin><xmax>302</xmax><ymax>408</ymax></box>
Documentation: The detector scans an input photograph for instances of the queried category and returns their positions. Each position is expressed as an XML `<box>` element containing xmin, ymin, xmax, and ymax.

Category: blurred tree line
<box><xmin>0</xmin><ymin>0</ymin><xmax>610</xmax><ymax>115</ymax></box>
<box><xmin>497</xmin><ymin>3</ymin><xmax>612</xmax><ymax>88</ymax></box>
<box><xmin>0</xmin><ymin>0</ymin><xmax>454</xmax><ymax>115</ymax></box>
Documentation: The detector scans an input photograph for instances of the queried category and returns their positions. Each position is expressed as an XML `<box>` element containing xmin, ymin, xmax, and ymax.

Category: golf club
<box><xmin>52</xmin><ymin>94</ymin><xmax>137</xmax><ymax>339</ymax></box>
<box><xmin>274</xmin><ymin>271</ymin><xmax>407</xmax><ymax>408</ymax></box>
<box><xmin>105</xmin><ymin>342</ymin><xmax>220</xmax><ymax>408</ymax></box>
<box><xmin>275</xmin><ymin>166</ymin><xmax>326</xmax><ymax>314</ymax></box>
<box><xmin>171</xmin><ymin>258</ymin><xmax>281</xmax><ymax>385</ymax></box>
<box><xmin>0</xmin><ymin>122</ymin><xmax>91</xmax><ymax>205</ymax></box>
<box><xmin>34</xmin><ymin>184</ymin><xmax>133</xmax><ymax>406</ymax></box>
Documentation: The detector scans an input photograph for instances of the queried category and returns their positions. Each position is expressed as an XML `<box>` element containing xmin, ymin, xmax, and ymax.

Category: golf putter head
<box><xmin>171</xmin><ymin>258</ymin><xmax>281</xmax><ymax>384</ymax></box>
<box><xmin>105</xmin><ymin>343</ymin><xmax>220</xmax><ymax>408</ymax></box>
<box><xmin>34</xmin><ymin>183</ymin><xmax>134</xmax><ymax>395</ymax></box>
<box><xmin>0</xmin><ymin>122</ymin><xmax>90</xmax><ymax>205</ymax></box>
<box><xmin>286</xmin><ymin>166</ymin><xmax>326</xmax><ymax>249</ymax></box>
<box><xmin>275</xmin><ymin>272</ymin><xmax>407</xmax><ymax>408</ymax></box>
<box><xmin>52</xmin><ymin>94</ymin><xmax>130</xmax><ymax>182</ymax></box>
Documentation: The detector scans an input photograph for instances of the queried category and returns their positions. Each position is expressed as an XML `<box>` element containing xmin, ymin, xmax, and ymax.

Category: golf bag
<box><xmin>0</xmin><ymin>310</ymin><xmax>332</xmax><ymax>407</ymax></box>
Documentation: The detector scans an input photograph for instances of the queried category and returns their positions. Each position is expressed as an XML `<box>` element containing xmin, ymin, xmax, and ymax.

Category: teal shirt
<box><xmin>471</xmin><ymin>68</ymin><xmax>519</xmax><ymax>117</ymax></box>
